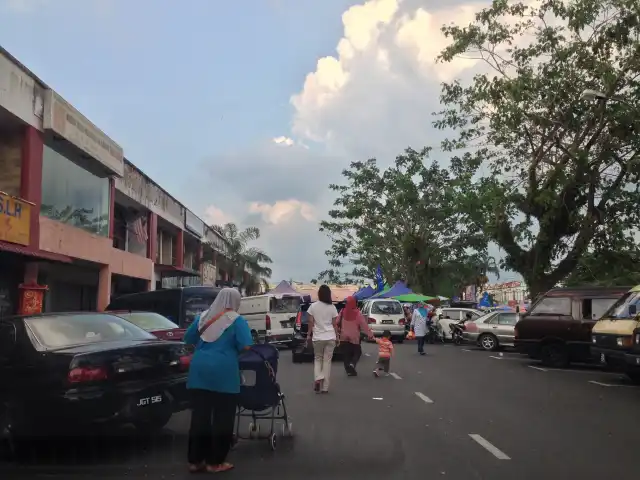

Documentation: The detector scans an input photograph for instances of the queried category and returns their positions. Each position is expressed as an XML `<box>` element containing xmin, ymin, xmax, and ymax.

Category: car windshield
<box><xmin>25</xmin><ymin>313</ymin><xmax>155</xmax><ymax>349</ymax></box>
<box><xmin>113</xmin><ymin>312</ymin><xmax>179</xmax><ymax>331</ymax></box>
<box><xmin>272</xmin><ymin>296</ymin><xmax>301</xmax><ymax>313</ymax></box>
<box><xmin>371</xmin><ymin>301</ymin><xmax>402</xmax><ymax>315</ymax></box>
<box><xmin>601</xmin><ymin>291</ymin><xmax>640</xmax><ymax>320</ymax></box>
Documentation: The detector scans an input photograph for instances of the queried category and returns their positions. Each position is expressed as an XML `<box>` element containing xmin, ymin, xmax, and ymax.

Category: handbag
<box><xmin>197</xmin><ymin>309</ymin><xmax>231</xmax><ymax>337</ymax></box>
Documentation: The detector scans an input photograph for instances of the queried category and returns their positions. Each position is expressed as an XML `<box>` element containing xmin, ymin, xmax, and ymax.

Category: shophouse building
<box><xmin>0</xmin><ymin>46</ymin><xmax>229</xmax><ymax>315</ymax></box>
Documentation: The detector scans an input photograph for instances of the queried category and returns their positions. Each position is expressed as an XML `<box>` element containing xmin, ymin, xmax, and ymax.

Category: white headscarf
<box><xmin>197</xmin><ymin>287</ymin><xmax>242</xmax><ymax>343</ymax></box>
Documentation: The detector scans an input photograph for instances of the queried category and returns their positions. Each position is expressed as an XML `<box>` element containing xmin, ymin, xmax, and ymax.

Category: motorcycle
<box><xmin>449</xmin><ymin>321</ymin><xmax>466</xmax><ymax>345</ymax></box>
<box><xmin>426</xmin><ymin>321</ymin><xmax>445</xmax><ymax>344</ymax></box>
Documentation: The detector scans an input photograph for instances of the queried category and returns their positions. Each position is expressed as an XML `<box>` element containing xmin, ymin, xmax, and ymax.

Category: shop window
<box><xmin>40</xmin><ymin>145</ymin><xmax>110</xmax><ymax>237</ymax></box>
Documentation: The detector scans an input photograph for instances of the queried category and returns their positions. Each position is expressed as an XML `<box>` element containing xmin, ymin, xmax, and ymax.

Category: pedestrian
<box><xmin>306</xmin><ymin>284</ymin><xmax>339</xmax><ymax>393</ymax></box>
<box><xmin>373</xmin><ymin>330</ymin><xmax>394</xmax><ymax>377</ymax></box>
<box><xmin>411</xmin><ymin>302</ymin><xmax>428</xmax><ymax>355</ymax></box>
<box><xmin>183</xmin><ymin>287</ymin><xmax>253</xmax><ymax>474</ymax></box>
<box><xmin>338</xmin><ymin>295</ymin><xmax>374</xmax><ymax>376</ymax></box>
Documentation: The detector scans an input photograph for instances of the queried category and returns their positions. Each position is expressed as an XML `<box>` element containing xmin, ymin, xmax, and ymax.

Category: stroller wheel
<box><xmin>269</xmin><ymin>433</ymin><xmax>277</xmax><ymax>451</ymax></box>
<box><xmin>281</xmin><ymin>421</ymin><xmax>293</xmax><ymax>438</ymax></box>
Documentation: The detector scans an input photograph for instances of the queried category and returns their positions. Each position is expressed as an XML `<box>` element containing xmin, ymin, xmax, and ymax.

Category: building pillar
<box><xmin>147</xmin><ymin>212</ymin><xmax>157</xmax><ymax>261</ymax></box>
<box><xmin>108</xmin><ymin>178</ymin><xmax>115</xmax><ymax>239</ymax></box>
<box><xmin>97</xmin><ymin>265</ymin><xmax>111</xmax><ymax>311</ymax></box>
<box><xmin>176</xmin><ymin>229</ymin><xmax>184</xmax><ymax>268</ymax></box>
<box><xmin>20</xmin><ymin>126</ymin><xmax>43</xmax><ymax>251</ymax></box>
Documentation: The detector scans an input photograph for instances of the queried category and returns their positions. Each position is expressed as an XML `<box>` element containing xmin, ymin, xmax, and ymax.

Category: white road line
<box><xmin>468</xmin><ymin>434</ymin><xmax>511</xmax><ymax>460</ymax></box>
<box><xmin>390</xmin><ymin>372</ymin><xmax>402</xmax><ymax>379</ymax></box>
<box><xmin>589</xmin><ymin>380</ymin><xmax>636</xmax><ymax>387</ymax></box>
<box><xmin>489</xmin><ymin>356</ymin><xmax>503</xmax><ymax>360</ymax></box>
<box><xmin>415</xmin><ymin>392</ymin><xmax>433</xmax><ymax>404</ymax></box>
<box><xmin>462</xmin><ymin>349</ymin><xmax>472</xmax><ymax>352</ymax></box>
<box><xmin>528</xmin><ymin>366</ymin><xmax>548</xmax><ymax>372</ymax></box>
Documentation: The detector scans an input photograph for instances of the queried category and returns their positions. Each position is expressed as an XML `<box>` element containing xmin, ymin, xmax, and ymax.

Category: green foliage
<box><xmin>319</xmin><ymin>147</ymin><xmax>499</xmax><ymax>296</ymax></box>
<box><xmin>209</xmin><ymin>223</ymin><xmax>273</xmax><ymax>293</ymax></box>
<box><xmin>435</xmin><ymin>0</ymin><xmax>640</xmax><ymax>297</ymax></box>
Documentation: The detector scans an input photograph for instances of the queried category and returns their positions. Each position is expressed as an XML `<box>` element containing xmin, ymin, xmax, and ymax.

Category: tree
<box><xmin>310</xmin><ymin>278</ymin><xmax>318</xmax><ymax>285</ymax></box>
<box><xmin>319</xmin><ymin>147</ymin><xmax>498</xmax><ymax>297</ymax></box>
<box><xmin>435</xmin><ymin>0</ymin><xmax>640</xmax><ymax>298</ymax></box>
<box><xmin>210</xmin><ymin>223</ymin><xmax>273</xmax><ymax>291</ymax></box>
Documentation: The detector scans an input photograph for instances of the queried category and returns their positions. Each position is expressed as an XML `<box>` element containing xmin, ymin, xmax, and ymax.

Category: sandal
<box><xmin>208</xmin><ymin>462</ymin><xmax>235</xmax><ymax>473</ymax></box>
<box><xmin>188</xmin><ymin>463</ymin><xmax>205</xmax><ymax>473</ymax></box>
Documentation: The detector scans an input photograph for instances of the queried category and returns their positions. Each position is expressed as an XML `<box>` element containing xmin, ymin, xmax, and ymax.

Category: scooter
<box><xmin>426</xmin><ymin>322</ymin><xmax>445</xmax><ymax>344</ymax></box>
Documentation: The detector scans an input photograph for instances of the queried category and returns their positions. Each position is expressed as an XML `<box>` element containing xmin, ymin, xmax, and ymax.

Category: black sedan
<box><xmin>0</xmin><ymin>312</ymin><xmax>191</xmax><ymax>457</ymax></box>
<box><xmin>291</xmin><ymin>302</ymin><xmax>346</xmax><ymax>363</ymax></box>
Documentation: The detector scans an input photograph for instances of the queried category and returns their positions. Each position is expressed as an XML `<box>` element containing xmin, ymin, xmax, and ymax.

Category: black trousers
<box><xmin>417</xmin><ymin>335</ymin><xmax>426</xmax><ymax>353</ymax></box>
<box><xmin>187</xmin><ymin>389</ymin><xmax>238</xmax><ymax>466</ymax></box>
<box><xmin>342</xmin><ymin>342</ymin><xmax>362</xmax><ymax>371</ymax></box>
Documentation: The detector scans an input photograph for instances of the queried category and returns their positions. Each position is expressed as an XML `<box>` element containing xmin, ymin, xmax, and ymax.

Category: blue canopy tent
<box><xmin>371</xmin><ymin>281</ymin><xmax>412</xmax><ymax>298</ymax></box>
<box><xmin>478</xmin><ymin>292</ymin><xmax>492</xmax><ymax>309</ymax></box>
<box><xmin>353</xmin><ymin>285</ymin><xmax>374</xmax><ymax>300</ymax></box>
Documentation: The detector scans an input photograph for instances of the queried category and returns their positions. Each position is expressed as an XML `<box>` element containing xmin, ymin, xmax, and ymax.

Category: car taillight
<box><xmin>466</xmin><ymin>322</ymin><xmax>478</xmax><ymax>332</ymax></box>
<box><xmin>179</xmin><ymin>354</ymin><xmax>192</xmax><ymax>371</ymax></box>
<box><xmin>266</xmin><ymin>314</ymin><xmax>271</xmax><ymax>330</ymax></box>
<box><xmin>399</xmin><ymin>318</ymin><xmax>406</xmax><ymax>325</ymax></box>
<box><xmin>367</xmin><ymin>317</ymin><xmax>376</xmax><ymax>324</ymax></box>
<box><xmin>295</xmin><ymin>312</ymin><xmax>302</xmax><ymax>328</ymax></box>
<box><xmin>68</xmin><ymin>366</ymin><xmax>109</xmax><ymax>384</ymax></box>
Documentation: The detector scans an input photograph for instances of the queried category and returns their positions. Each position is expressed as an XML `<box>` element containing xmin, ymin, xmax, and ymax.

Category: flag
<box><xmin>129</xmin><ymin>215</ymin><xmax>148</xmax><ymax>244</ymax></box>
<box><xmin>374</xmin><ymin>265</ymin><xmax>384</xmax><ymax>293</ymax></box>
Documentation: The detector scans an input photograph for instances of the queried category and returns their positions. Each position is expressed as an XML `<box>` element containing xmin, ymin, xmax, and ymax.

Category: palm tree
<box><xmin>210</xmin><ymin>223</ymin><xmax>273</xmax><ymax>292</ymax></box>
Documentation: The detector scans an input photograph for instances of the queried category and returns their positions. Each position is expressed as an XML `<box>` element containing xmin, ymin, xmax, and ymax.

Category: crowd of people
<box><xmin>180</xmin><ymin>285</ymin><xmax>441</xmax><ymax>473</ymax></box>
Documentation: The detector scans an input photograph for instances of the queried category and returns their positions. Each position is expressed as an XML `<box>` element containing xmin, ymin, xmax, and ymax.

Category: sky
<box><xmin>0</xmin><ymin>0</ymin><xmax>523</xmax><ymax>285</ymax></box>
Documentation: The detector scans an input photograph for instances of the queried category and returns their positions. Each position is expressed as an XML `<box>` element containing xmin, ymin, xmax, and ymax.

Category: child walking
<box><xmin>373</xmin><ymin>330</ymin><xmax>394</xmax><ymax>377</ymax></box>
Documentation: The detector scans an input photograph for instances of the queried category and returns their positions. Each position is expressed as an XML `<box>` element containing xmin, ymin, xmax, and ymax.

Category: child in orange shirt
<box><xmin>373</xmin><ymin>330</ymin><xmax>394</xmax><ymax>377</ymax></box>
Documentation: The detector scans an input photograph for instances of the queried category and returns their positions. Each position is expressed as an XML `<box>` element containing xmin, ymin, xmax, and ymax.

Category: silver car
<box><xmin>463</xmin><ymin>311</ymin><xmax>519</xmax><ymax>351</ymax></box>
<box><xmin>361</xmin><ymin>299</ymin><xmax>406</xmax><ymax>342</ymax></box>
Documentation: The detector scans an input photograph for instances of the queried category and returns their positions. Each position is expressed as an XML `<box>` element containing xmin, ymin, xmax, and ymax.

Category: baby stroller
<box><xmin>234</xmin><ymin>344</ymin><xmax>293</xmax><ymax>451</ymax></box>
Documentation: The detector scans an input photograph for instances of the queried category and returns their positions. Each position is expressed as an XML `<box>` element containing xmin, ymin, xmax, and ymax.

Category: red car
<box><xmin>109</xmin><ymin>311</ymin><xmax>186</xmax><ymax>342</ymax></box>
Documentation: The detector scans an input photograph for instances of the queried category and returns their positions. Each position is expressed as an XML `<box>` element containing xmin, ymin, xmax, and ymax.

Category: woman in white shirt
<box><xmin>306</xmin><ymin>285</ymin><xmax>339</xmax><ymax>393</ymax></box>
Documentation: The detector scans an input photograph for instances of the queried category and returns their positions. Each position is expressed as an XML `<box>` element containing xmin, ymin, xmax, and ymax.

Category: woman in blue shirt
<box><xmin>184</xmin><ymin>287</ymin><xmax>253</xmax><ymax>474</ymax></box>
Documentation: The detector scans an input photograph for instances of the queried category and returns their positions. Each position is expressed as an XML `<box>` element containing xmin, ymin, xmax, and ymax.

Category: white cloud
<box><xmin>273</xmin><ymin>136</ymin><xmax>295</xmax><ymax>146</ymax></box>
<box><xmin>249</xmin><ymin>199</ymin><xmax>316</xmax><ymax>225</ymax></box>
<box><xmin>203</xmin><ymin>205</ymin><xmax>234</xmax><ymax>226</ymax></box>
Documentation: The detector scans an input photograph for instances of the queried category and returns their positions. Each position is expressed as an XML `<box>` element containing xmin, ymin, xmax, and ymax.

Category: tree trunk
<box><xmin>525</xmin><ymin>274</ymin><xmax>557</xmax><ymax>302</ymax></box>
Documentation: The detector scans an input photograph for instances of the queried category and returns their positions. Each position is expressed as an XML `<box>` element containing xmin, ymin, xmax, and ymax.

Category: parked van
<box><xmin>591</xmin><ymin>285</ymin><xmax>640</xmax><ymax>382</ymax></box>
<box><xmin>514</xmin><ymin>286</ymin><xmax>629</xmax><ymax>368</ymax></box>
<box><xmin>106</xmin><ymin>286</ymin><xmax>220</xmax><ymax>329</ymax></box>
<box><xmin>238</xmin><ymin>294</ymin><xmax>302</xmax><ymax>347</ymax></box>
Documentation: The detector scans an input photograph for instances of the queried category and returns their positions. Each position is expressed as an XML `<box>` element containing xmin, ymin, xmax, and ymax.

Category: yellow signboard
<box><xmin>0</xmin><ymin>192</ymin><xmax>31</xmax><ymax>246</ymax></box>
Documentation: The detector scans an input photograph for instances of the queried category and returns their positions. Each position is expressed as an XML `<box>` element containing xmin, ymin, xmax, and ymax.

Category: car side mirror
<box><xmin>629</xmin><ymin>304</ymin><xmax>637</xmax><ymax>316</ymax></box>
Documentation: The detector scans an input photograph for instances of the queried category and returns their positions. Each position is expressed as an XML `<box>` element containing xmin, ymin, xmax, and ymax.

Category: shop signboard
<box><xmin>0</xmin><ymin>192</ymin><xmax>31</xmax><ymax>246</ymax></box>
<box><xmin>43</xmin><ymin>89</ymin><xmax>124</xmax><ymax>176</ymax></box>
<box><xmin>185</xmin><ymin>210</ymin><xmax>204</xmax><ymax>237</ymax></box>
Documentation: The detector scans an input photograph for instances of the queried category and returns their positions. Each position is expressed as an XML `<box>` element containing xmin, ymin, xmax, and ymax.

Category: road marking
<box><xmin>373</xmin><ymin>397</ymin><xmax>383</xmax><ymax>400</ymax></box>
<box><xmin>469</xmin><ymin>434</ymin><xmax>511</xmax><ymax>460</ymax></box>
<box><xmin>462</xmin><ymin>349</ymin><xmax>472</xmax><ymax>352</ymax></box>
<box><xmin>415</xmin><ymin>392</ymin><xmax>433</xmax><ymax>404</ymax></box>
<box><xmin>364</xmin><ymin>353</ymin><xmax>371</xmax><ymax>357</ymax></box>
<box><xmin>528</xmin><ymin>366</ymin><xmax>548</xmax><ymax>372</ymax></box>
<box><xmin>489</xmin><ymin>356</ymin><xmax>502</xmax><ymax>360</ymax></box>
<box><xmin>390</xmin><ymin>372</ymin><xmax>402</xmax><ymax>379</ymax></box>
<box><xmin>588</xmin><ymin>380</ymin><xmax>637</xmax><ymax>387</ymax></box>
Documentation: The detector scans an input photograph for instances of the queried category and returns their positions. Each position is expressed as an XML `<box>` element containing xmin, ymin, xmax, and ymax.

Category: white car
<box><xmin>437</xmin><ymin>308</ymin><xmax>484</xmax><ymax>340</ymax></box>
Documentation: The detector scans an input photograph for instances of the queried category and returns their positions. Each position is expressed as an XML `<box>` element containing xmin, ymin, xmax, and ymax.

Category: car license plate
<box><xmin>136</xmin><ymin>394</ymin><xmax>163</xmax><ymax>408</ymax></box>
<box><xmin>600</xmin><ymin>353</ymin><xmax>606</xmax><ymax>364</ymax></box>
<box><xmin>382</xmin><ymin>320</ymin><xmax>393</xmax><ymax>324</ymax></box>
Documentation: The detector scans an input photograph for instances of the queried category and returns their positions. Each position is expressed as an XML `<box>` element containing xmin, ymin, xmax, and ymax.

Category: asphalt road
<box><xmin>2</xmin><ymin>341</ymin><xmax>640</xmax><ymax>479</ymax></box>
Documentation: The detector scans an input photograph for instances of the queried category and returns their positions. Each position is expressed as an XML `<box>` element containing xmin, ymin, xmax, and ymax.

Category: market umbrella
<box><xmin>371</xmin><ymin>281</ymin><xmax>412</xmax><ymax>298</ymax></box>
<box><xmin>353</xmin><ymin>285</ymin><xmax>374</xmax><ymax>300</ymax></box>
<box><xmin>393</xmin><ymin>293</ymin><xmax>436</xmax><ymax>302</ymax></box>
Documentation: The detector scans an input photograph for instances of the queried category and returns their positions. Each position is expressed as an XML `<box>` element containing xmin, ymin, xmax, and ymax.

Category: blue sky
<box><xmin>0</xmin><ymin>0</ymin><xmax>521</xmax><ymax>285</ymax></box>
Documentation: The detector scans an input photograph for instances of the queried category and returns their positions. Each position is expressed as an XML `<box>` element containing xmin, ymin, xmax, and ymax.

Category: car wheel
<box><xmin>540</xmin><ymin>342</ymin><xmax>569</xmax><ymax>368</ymax></box>
<box><xmin>292</xmin><ymin>352</ymin><xmax>304</xmax><ymax>363</ymax></box>
<box><xmin>395</xmin><ymin>338</ymin><xmax>404</xmax><ymax>344</ymax></box>
<box><xmin>133</xmin><ymin>411</ymin><xmax>173</xmax><ymax>434</ymax></box>
<box><xmin>479</xmin><ymin>333</ymin><xmax>499</xmax><ymax>351</ymax></box>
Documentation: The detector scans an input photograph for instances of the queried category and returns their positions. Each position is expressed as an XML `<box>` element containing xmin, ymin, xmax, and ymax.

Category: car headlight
<box><xmin>592</xmin><ymin>336</ymin><xmax>597</xmax><ymax>344</ymax></box>
<box><xmin>617</xmin><ymin>337</ymin><xmax>624</xmax><ymax>347</ymax></box>
<box><xmin>636</xmin><ymin>333</ymin><xmax>640</xmax><ymax>345</ymax></box>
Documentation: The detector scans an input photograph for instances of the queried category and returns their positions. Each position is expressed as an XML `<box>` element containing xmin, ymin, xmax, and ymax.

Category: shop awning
<box><xmin>154</xmin><ymin>264</ymin><xmax>201</xmax><ymax>277</ymax></box>
<box><xmin>0</xmin><ymin>241</ymin><xmax>72</xmax><ymax>263</ymax></box>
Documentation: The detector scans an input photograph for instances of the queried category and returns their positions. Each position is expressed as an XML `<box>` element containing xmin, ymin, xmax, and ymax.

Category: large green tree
<box><xmin>210</xmin><ymin>223</ymin><xmax>273</xmax><ymax>294</ymax></box>
<box><xmin>319</xmin><ymin>147</ymin><xmax>498</xmax><ymax>297</ymax></box>
<box><xmin>435</xmin><ymin>0</ymin><xmax>640</xmax><ymax>297</ymax></box>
